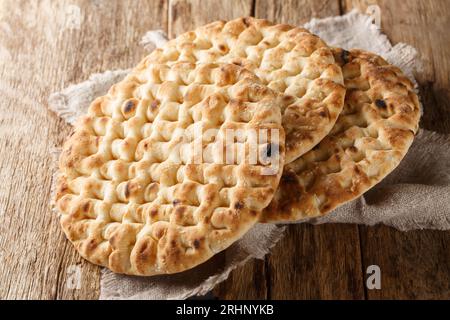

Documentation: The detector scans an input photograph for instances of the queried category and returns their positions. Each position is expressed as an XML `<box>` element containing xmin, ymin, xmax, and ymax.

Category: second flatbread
<box><xmin>142</xmin><ymin>17</ymin><xmax>346</xmax><ymax>163</ymax></box>
<box><xmin>261</xmin><ymin>49</ymin><xmax>421</xmax><ymax>222</ymax></box>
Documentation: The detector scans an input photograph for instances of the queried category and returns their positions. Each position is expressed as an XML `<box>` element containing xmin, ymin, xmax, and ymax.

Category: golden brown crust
<box><xmin>261</xmin><ymin>49</ymin><xmax>421</xmax><ymax>222</ymax></box>
<box><xmin>142</xmin><ymin>17</ymin><xmax>345</xmax><ymax>163</ymax></box>
<box><xmin>56</xmin><ymin>62</ymin><xmax>286</xmax><ymax>275</ymax></box>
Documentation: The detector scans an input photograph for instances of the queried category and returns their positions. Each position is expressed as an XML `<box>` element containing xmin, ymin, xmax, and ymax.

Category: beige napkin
<box><xmin>48</xmin><ymin>10</ymin><xmax>450</xmax><ymax>300</ymax></box>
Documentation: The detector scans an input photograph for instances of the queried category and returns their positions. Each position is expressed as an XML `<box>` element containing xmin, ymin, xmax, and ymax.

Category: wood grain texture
<box><xmin>213</xmin><ymin>259</ymin><xmax>268</xmax><ymax>299</ymax></box>
<box><xmin>360</xmin><ymin>226</ymin><xmax>450</xmax><ymax>299</ymax></box>
<box><xmin>344</xmin><ymin>0</ymin><xmax>450</xmax><ymax>300</ymax></box>
<box><xmin>255</xmin><ymin>0</ymin><xmax>341</xmax><ymax>25</ymax></box>
<box><xmin>0</xmin><ymin>0</ymin><xmax>167</xmax><ymax>299</ymax></box>
<box><xmin>168</xmin><ymin>0</ymin><xmax>253</xmax><ymax>37</ymax></box>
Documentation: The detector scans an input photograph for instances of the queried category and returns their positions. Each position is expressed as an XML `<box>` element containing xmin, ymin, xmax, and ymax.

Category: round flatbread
<box><xmin>261</xmin><ymin>49</ymin><xmax>421</xmax><ymax>222</ymax></box>
<box><xmin>55</xmin><ymin>62</ymin><xmax>286</xmax><ymax>275</ymax></box>
<box><xmin>142</xmin><ymin>17</ymin><xmax>345</xmax><ymax>163</ymax></box>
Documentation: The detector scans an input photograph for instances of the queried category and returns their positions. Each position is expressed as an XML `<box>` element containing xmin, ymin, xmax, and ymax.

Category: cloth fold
<box><xmin>48</xmin><ymin>10</ymin><xmax>450</xmax><ymax>300</ymax></box>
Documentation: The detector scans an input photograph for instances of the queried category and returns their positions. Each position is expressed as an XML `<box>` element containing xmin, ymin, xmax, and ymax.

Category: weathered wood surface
<box><xmin>0</xmin><ymin>0</ymin><xmax>448</xmax><ymax>300</ymax></box>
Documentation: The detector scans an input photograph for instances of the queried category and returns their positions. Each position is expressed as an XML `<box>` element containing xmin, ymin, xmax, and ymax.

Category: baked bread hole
<box><xmin>259</xmin><ymin>38</ymin><xmax>280</xmax><ymax>51</ymax></box>
<box><xmin>300</xmin><ymin>175</ymin><xmax>317</xmax><ymax>195</ymax></box>
<box><xmin>92</xmin><ymin>117</ymin><xmax>111</xmax><ymax>136</ymax></box>
<box><xmin>109</xmin><ymin>203</ymin><xmax>130</xmax><ymax>222</ymax></box>
<box><xmin>101</xmin><ymin>160</ymin><xmax>130</xmax><ymax>181</ymax></box>
<box><xmin>82</xmin><ymin>178</ymin><xmax>104</xmax><ymax>201</ymax></box>
<box><xmin>345</xmin><ymin>146</ymin><xmax>365</xmax><ymax>162</ymax></box>
<box><xmin>309</xmin><ymin>147</ymin><xmax>332</xmax><ymax>163</ymax></box>
<box><xmin>152</xmin><ymin>121</ymin><xmax>178</xmax><ymax>142</ymax></box>
<box><xmin>215</xmin><ymin>42</ymin><xmax>229</xmax><ymax>54</ymax></box>
<box><xmin>366</xmin><ymin>126</ymin><xmax>380</xmax><ymax>139</ymax></box>
<box><xmin>162</xmin><ymin>47</ymin><xmax>181</xmax><ymax>63</ymax></box>
<box><xmin>123</xmin><ymin>118</ymin><xmax>144</xmax><ymax>140</ymax></box>
<box><xmin>194</xmin><ymin>38</ymin><xmax>213</xmax><ymax>50</ymax></box>
<box><xmin>121</xmin><ymin>205</ymin><xmax>142</xmax><ymax>224</ymax></box>
<box><xmin>219</xmin><ymin>170</ymin><xmax>238</xmax><ymax>188</ymax></box>
<box><xmin>268</xmin><ymin>79</ymin><xmax>288</xmax><ymax>93</ymax></box>
<box><xmin>157</xmin><ymin>102</ymin><xmax>180</xmax><ymax>122</ymax></box>
<box><xmin>110</xmin><ymin>121</ymin><xmax>125</xmax><ymax>140</ymax></box>
<box><xmin>323</xmin><ymin>156</ymin><xmax>343</xmax><ymax>175</ymax></box>
<box><xmin>342</xmin><ymin>61</ymin><xmax>362</xmax><ymax>79</ymax></box>
<box><xmin>300</xmin><ymin>67</ymin><xmax>321</xmax><ymax>81</ymax></box>
<box><xmin>170</xmin><ymin>206</ymin><xmax>198</xmax><ymax>227</ymax></box>
<box><xmin>210</xmin><ymin>208</ymin><xmax>233</xmax><ymax>230</ymax></box>
<box><xmin>111</xmin><ymin>138</ymin><xmax>137</xmax><ymax>162</ymax></box>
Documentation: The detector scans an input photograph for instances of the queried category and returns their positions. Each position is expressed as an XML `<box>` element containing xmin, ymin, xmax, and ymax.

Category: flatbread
<box><xmin>55</xmin><ymin>62</ymin><xmax>286</xmax><ymax>275</ymax></box>
<box><xmin>142</xmin><ymin>17</ymin><xmax>345</xmax><ymax>163</ymax></box>
<box><xmin>261</xmin><ymin>49</ymin><xmax>421</xmax><ymax>222</ymax></box>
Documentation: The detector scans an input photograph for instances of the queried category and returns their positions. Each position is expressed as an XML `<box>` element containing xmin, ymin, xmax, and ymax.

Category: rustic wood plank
<box><xmin>168</xmin><ymin>0</ymin><xmax>254</xmax><ymax>38</ymax></box>
<box><xmin>0</xmin><ymin>0</ymin><xmax>167</xmax><ymax>300</ymax></box>
<box><xmin>254</xmin><ymin>0</ymin><xmax>365</xmax><ymax>300</ymax></box>
<box><xmin>359</xmin><ymin>226</ymin><xmax>450</xmax><ymax>299</ymax></box>
<box><xmin>213</xmin><ymin>259</ymin><xmax>268</xmax><ymax>300</ymax></box>
<box><xmin>255</xmin><ymin>0</ymin><xmax>341</xmax><ymax>25</ymax></box>
<box><xmin>166</xmin><ymin>0</ymin><xmax>267</xmax><ymax>299</ymax></box>
<box><xmin>267</xmin><ymin>224</ymin><xmax>365</xmax><ymax>299</ymax></box>
<box><xmin>344</xmin><ymin>0</ymin><xmax>450</xmax><ymax>299</ymax></box>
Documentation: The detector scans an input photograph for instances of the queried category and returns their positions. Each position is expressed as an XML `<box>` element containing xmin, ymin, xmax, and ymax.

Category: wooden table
<box><xmin>0</xmin><ymin>0</ymin><xmax>449</xmax><ymax>300</ymax></box>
